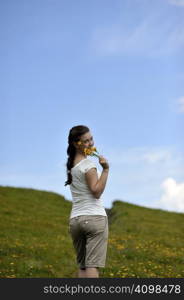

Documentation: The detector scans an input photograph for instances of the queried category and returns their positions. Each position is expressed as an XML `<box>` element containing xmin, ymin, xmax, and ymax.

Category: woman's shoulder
<box><xmin>78</xmin><ymin>158</ymin><xmax>96</xmax><ymax>165</ymax></box>
<box><xmin>73</xmin><ymin>158</ymin><xmax>97</xmax><ymax>171</ymax></box>
<box><xmin>84</xmin><ymin>158</ymin><xmax>96</xmax><ymax>165</ymax></box>
<box><xmin>72</xmin><ymin>158</ymin><xmax>96</xmax><ymax>170</ymax></box>
<box><xmin>82</xmin><ymin>158</ymin><xmax>97</xmax><ymax>173</ymax></box>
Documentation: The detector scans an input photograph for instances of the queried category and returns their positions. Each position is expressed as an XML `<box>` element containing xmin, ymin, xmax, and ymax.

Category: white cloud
<box><xmin>142</xmin><ymin>150</ymin><xmax>172</xmax><ymax>164</ymax></box>
<box><xmin>169</xmin><ymin>0</ymin><xmax>184</xmax><ymax>6</ymax></box>
<box><xmin>103</xmin><ymin>146</ymin><xmax>184</xmax><ymax>212</ymax></box>
<box><xmin>90</xmin><ymin>14</ymin><xmax>184</xmax><ymax>57</ymax></box>
<box><xmin>155</xmin><ymin>178</ymin><xmax>184</xmax><ymax>212</ymax></box>
<box><xmin>106</xmin><ymin>146</ymin><xmax>173</xmax><ymax>165</ymax></box>
<box><xmin>177</xmin><ymin>96</ymin><xmax>184</xmax><ymax>113</ymax></box>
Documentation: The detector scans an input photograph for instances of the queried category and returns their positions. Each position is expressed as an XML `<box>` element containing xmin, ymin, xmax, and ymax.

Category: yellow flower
<box><xmin>83</xmin><ymin>147</ymin><xmax>100</xmax><ymax>158</ymax></box>
<box><xmin>77</xmin><ymin>141</ymin><xmax>100</xmax><ymax>158</ymax></box>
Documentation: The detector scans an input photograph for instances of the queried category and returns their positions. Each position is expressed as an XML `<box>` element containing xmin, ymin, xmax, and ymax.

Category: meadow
<box><xmin>0</xmin><ymin>186</ymin><xmax>183</xmax><ymax>278</ymax></box>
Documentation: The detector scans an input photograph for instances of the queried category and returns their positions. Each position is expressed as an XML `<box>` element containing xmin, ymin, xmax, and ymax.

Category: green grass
<box><xmin>0</xmin><ymin>186</ymin><xmax>183</xmax><ymax>278</ymax></box>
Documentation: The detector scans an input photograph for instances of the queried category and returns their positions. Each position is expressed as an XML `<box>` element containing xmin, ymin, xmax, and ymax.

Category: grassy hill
<box><xmin>0</xmin><ymin>186</ymin><xmax>183</xmax><ymax>278</ymax></box>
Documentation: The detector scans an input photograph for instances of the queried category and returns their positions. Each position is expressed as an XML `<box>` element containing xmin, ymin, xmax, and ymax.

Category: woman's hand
<box><xmin>98</xmin><ymin>155</ymin><xmax>109</xmax><ymax>170</ymax></box>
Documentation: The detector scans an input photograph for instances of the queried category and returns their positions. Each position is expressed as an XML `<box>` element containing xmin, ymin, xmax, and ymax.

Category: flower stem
<box><xmin>92</xmin><ymin>152</ymin><xmax>100</xmax><ymax>158</ymax></box>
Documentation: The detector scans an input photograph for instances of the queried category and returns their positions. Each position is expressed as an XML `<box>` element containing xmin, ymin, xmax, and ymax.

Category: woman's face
<box><xmin>75</xmin><ymin>131</ymin><xmax>94</xmax><ymax>152</ymax></box>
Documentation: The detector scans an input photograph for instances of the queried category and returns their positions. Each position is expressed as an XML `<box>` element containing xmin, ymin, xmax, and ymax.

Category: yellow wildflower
<box><xmin>84</xmin><ymin>146</ymin><xmax>100</xmax><ymax>158</ymax></box>
<box><xmin>77</xmin><ymin>140</ymin><xmax>100</xmax><ymax>158</ymax></box>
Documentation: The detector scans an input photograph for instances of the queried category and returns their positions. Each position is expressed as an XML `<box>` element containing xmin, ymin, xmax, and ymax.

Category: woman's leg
<box><xmin>78</xmin><ymin>267</ymin><xmax>99</xmax><ymax>278</ymax></box>
<box><xmin>78</xmin><ymin>268</ymin><xmax>87</xmax><ymax>278</ymax></box>
<box><xmin>85</xmin><ymin>267</ymin><xmax>99</xmax><ymax>278</ymax></box>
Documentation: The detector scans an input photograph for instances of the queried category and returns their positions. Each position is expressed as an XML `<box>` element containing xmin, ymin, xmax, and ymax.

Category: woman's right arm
<box><xmin>85</xmin><ymin>156</ymin><xmax>109</xmax><ymax>199</ymax></box>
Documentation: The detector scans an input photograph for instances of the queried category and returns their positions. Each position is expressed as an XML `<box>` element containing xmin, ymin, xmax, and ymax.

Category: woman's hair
<box><xmin>64</xmin><ymin>125</ymin><xmax>90</xmax><ymax>186</ymax></box>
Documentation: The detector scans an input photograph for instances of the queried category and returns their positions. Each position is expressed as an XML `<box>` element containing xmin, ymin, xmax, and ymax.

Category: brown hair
<box><xmin>64</xmin><ymin>125</ymin><xmax>90</xmax><ymax>186</ymax></box>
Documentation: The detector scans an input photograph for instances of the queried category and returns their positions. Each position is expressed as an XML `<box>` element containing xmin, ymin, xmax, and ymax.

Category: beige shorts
<box><xmin>69</xmin><ymin>215</ymin><xmax>108</xmax><ymax>269</ymax></box>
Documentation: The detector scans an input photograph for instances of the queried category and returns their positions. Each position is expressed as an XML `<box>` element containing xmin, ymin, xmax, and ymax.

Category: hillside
<box><xmin>0</xmin><ymin>186</ymin><xmax>183</xmax><ymax>278</ymax></box>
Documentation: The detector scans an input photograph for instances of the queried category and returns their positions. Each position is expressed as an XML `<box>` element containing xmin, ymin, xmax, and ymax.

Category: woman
<box><xmin>65</xmin><ymin>125</ymin><xmax>109</xmax><ymax>278</ymax></box>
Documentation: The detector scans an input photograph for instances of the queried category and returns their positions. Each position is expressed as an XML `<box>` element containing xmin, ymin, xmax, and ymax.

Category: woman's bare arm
<box><xmin>85</xmin><ymin>155</ymin><xmax>109</xmax><ymax>199</ymax></box>
<box><xmin>85</xmin><ymin>168</ymin><xmax>109</xmax><ymax>199</ymax></box>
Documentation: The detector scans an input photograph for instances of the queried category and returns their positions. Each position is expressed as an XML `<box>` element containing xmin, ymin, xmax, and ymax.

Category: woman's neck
<box><xmin>74</xmin><ymin>152</ymin><xmax>87</xmax><ymax>160</ymax></box>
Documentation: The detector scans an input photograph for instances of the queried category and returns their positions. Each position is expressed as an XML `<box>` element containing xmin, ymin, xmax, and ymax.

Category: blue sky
<box><xmin>1</xmin><ymin>0</ymin><xmax>184</xmax><ymax>213</ymax></box>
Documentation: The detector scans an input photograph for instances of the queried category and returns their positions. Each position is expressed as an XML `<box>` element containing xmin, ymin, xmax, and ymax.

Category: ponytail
<box><xmin>64</xmin><ymin>144</ymin><xmax>76</xmax><ymax>186</ymax></box>
<box><xmin>64</xmin><ymin>125</ymin><xmax>89</xmax><ymax>186</ymax></box>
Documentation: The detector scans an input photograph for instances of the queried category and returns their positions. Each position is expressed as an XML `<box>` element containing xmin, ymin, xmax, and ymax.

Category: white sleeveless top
<box><xmin>69</xmin><ymin>158</ymin><xmax>107</xmax><ymax>219</ymax></box>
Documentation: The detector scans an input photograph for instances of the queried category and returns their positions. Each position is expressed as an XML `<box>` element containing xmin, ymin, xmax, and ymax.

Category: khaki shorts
<box><xmin>69</xmin><ymin>215</ymin><xmax>108</xmax><ymax>269</ymax></box>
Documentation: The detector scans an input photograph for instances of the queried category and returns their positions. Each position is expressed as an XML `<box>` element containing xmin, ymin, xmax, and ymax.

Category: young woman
<box><xmin>65</xmin><ymin>125</ymin><xmax>109</xmax><ymax>278</ymax></box>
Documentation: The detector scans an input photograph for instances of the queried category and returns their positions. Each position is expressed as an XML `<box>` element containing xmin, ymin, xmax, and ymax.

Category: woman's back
<box><xmin>69</xmin><ymin>158</ymin><xmax>107</xmax><ymax>219</ymax></box>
